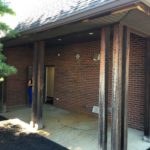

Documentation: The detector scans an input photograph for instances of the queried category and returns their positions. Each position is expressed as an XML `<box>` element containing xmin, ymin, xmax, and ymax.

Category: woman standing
<box><xmin>27</xmin><ymin>79</ymin><xmax>32</xmax><ymax>106</ymax></box>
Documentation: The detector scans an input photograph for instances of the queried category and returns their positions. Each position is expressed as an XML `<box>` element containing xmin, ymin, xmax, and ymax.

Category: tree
<box><xmin>0</xmin><ymin>0</ymin><xmax>17</xmax><ymax>80</ymax></box>
<box><xmin>0</xmin><ymin>0</ymin><xmax>17</xmax><ymax>112</ymax></box>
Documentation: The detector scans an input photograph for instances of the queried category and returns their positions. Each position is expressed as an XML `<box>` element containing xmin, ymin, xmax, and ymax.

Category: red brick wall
<box><xmin>45</xmin><ymin>41</ymin><xmax>100</xmax><ymax>113</ymax></box>
<box><xmin>5</xmin><ymin>34</ymin><xmax>146</xmax><ymax>130</ymax></box>
<box><xmin>5</xmin><ymin>46</ymin><xmax>33</xmax><ymax>107</ymax></box>
<box><xmin>128</xmin><ymin>34</ymin><xmax>146</xmax><ymax>130</ymax></box>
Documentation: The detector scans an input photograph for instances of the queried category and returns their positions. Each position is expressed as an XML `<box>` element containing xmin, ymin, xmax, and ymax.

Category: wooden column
<box><xmin>0</xmin><ymin>82</ymin><xmax>3</xmax><ymax>112</ymax></box>
<box><xmin>99</xmin><ymin>27</ymin><xmax>110</xmax><ymax>150</ymax></box>
<box><xmin>31</xmin><ymin>41</ymin><xmax>45</xmax><ymax>129</ymax></box>
<box><xmin>144</xmin><ymin>38</ymin><xmax>150</xmax><ymax>142</ymax></box>
<box><xmin>121</xmin><ymin>26</ymin><xmax>130</xmax><ymax>150</ymax></box>
<box><xmin>0</xmin><ymin>80</ymin><xmax>7</xmax><ymax>113</ymax></box>
<box><xmin>111</xmin><ymin>24</ymin><xmax>130</xmax><ymax>150</ymax></box>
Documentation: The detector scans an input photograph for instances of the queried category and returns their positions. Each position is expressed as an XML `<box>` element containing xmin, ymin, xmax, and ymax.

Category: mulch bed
<box><xmin>0</xmin><ymin>119</ymin><xmax>68</xmax><ymax>150</ymax></box>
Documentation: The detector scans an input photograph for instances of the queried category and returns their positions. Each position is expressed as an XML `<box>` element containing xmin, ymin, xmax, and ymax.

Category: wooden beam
<box><xmin>31</xmin><ymin>41</ymin><xmax>45</xmax><ymax>129</ymax></box>
<box><xmin>99</xmin><ymin>27</ymin><xmax>110</xmax><ymax>150</ymax></box>
<box><xmin>0</xmin><ymin>82</ymin><xmax>3</xmax><ymax>112</ymax></box>
<box><xmin>0</xmin><ymin>81</ymin><xmax>6</xmax><ymax>113</ymax></box>
<box><xmin>144</xmin><ymin>38</ymin><xmax>150</xmax><ymax>142</ymax></box>
<box><xmin>111</xmin><ymin>24</ymin><xmax>122</xmax><ymax>150</ymax></box>
<box><xmin>111</xmin><ymin>24</ymin><xmax>130</xmax><ymax>150</ymax></box>
<box><xmin>36</xmin><ymin>41</ymin><xmax>44</xmax><ymax>128</ymax></box>
<box><xmin>121</xmin><ymin>26</ymin><xmax>130</xmax><ymax>150</ymax></box>
<box><xmin>32</xmin><ymin>42</ymin><xmax>38</xmax><ymax>126</ymax></box>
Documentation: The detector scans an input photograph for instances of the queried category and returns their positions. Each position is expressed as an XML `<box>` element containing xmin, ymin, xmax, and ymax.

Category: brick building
<box><xmin>1</xmin><ymin>0</ymin><xmax>150</xmax><ymax>149</ymax></box>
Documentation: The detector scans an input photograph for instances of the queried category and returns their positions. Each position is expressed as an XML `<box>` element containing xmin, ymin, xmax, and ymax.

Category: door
<box><xmin>45</xmin><ymin>66</ymin><xmax>55</xmax><ymax>104</ymax></box>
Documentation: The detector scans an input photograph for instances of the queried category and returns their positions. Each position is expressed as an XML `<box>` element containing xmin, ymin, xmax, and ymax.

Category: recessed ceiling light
<box><xmin>0</xmin><ymin>77</ymin><xmax>4</xmax><ymax>82</ymax></box>
<box><xmin>58</xmin><ymin>38</ymin><xmax>62</xmax><ymax>41</ymax></box>
<box><xmin>89</xmin><ymin>32</ymin><xmax>94</xmax><ymax>35</ymax></box>
<box><xmin>82</xmin><ymin>19</ymin><xmax>90</xmax><ymax>23</ymax></box>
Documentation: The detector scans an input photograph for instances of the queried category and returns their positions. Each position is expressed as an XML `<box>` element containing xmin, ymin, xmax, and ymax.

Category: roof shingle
<box><xmin>14</xmin><ymin>0</ymin><xmax>115</xmax><ymax>31</ymax></box>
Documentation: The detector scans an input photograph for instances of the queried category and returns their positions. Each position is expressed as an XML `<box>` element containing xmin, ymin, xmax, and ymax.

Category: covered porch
<box><xmin>2</xmin><ymin>1</ymin><xmax>150</xmax><ymax>150</ymax></box>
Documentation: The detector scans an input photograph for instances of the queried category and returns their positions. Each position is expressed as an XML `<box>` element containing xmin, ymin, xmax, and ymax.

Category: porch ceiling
<box><xmin>121</xmin><ymin>9</ymin><xmax>150</xmax><ymax>36</ymax></box>
<box><xmin>5</xmin><ymin>12</ymin><xmax>126</xmax><ymax>47</ymax></box>
<box><xmin>45</xmin><ymin>29</ymin><xmax>100</xmax><ymax>47</ymax></box>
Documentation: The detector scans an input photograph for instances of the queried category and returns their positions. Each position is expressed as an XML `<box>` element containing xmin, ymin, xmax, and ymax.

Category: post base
<box><xmin>143</xmin><ymin>136</ymin><xmax>150</xmax><ymax>143</ymax></box>
<box><xmin>30</xmin><ymin>121</ymin><xmax>44</xmax><ymax>130</ymax></box>
<box><xmin>0</xmin><ymin>105</ymin><xmax>6</xmax><ymax>113</ymax></box>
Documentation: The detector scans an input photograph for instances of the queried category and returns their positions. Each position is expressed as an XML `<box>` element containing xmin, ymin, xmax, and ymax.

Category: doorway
<box><xmin>45</xmin><ymin>66</ymin><xmax>55</xmax><ymax>105</ymax></box>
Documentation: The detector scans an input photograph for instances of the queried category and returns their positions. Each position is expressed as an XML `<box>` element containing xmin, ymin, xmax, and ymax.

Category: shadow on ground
<box><xmin>0</xmin><ymin>122</ymin><xmax>68</xmax><ymax>150</ymax></box>
<box><xmin>0</xmin><ymin>115</ymin><xmax>7</xmax><ymax>121</ymax></box>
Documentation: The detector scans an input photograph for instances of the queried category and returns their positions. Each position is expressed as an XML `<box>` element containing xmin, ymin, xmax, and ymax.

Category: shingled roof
<box><xmin>14</xmin><ymin>0</ymin><xmax>114</xmax><ymax>31</ymax></box>
<box><xmin>4</xmin><ymin>0</ymin><xmax>150</xmax><ymax>33</ymax></box>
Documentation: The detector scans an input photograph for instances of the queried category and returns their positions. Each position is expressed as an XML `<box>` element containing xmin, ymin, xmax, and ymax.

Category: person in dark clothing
<box><xmin>27</xmin><ymin>79</ymin><xmax>32</xmax><ymax>106</ymax></box>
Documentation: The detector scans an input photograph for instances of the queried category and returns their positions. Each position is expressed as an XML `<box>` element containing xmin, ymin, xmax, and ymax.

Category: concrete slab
<box><xmin>1</xmin><ymin>105</ymin><xmax>150</xmax><ymax>150</ymax></box>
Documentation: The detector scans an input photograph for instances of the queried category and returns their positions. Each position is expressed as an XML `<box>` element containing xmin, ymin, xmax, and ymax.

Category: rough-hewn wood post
<box><xmin>0</xmin><ymin>82</ymin><xmax>3</xmax><ymax>112</ymax></box>
<box><xmin>121</xmin><ymin>26</ymin><xmax>130</xmax><ymax>150</ymax></box>
<box><xmin>0</xmin><ymin>79</ymin><xmax>7</xmax><ymax>113</ymax></box>
<box><xmin>99</xmin><ymin>27</ymin><xmax>110</xmax><ymax>150</ymax></box>
<box><xmin>111</xmin><ymin>24</ymin><xmax>130</xmax><ymax>150</ymax></box>
<box><xmin>31</xmin><ymin>41</ymin><xmax>45</xmax><ymax>129</ymax></box>
<box><xmin>144</xmin><ymin>38</ymin><xmax>150</xmax><ymax>142</ymax></box>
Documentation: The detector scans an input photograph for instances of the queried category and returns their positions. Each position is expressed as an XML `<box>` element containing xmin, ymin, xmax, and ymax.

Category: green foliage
<box><xmin>6</xmin><ymin>29</ymin><xmax>19</xmax><ymax>38</ymax></box>
<box><xmin>0</xmin><ymin>0</ymin><xmax>15</xmax><ymax>16</ymax></box>
<box><xmin>0</xmin><ymin>1</ymin><xmax>18</xmax><ymax>37</ymax></box>
<box><xmin>0</xmin><ymin>55</ymin><xmax>17</xmax><ymax>77</ymax></box>
<box><xmin>0</xmin><ymin>22</ymin><xmax>10</xmax><ymax>32</ymax></box>
<box><xmin>0</xmin><ymin>0</ymin><xmax>17</xmax><ymax>78</ymax></box>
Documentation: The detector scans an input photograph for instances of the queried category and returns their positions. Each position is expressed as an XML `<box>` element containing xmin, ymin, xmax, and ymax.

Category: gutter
<box><xmin>20</xmin><ymin>0</ymin><xmax>141</xmax><ymax>35</ymax></box>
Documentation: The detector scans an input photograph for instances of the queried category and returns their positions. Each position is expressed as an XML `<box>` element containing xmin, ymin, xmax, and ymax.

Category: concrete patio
<box><xmin>0</xmin><ymin>105</ymin><xmax>149</xmax><ymax>150</ymax></box>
